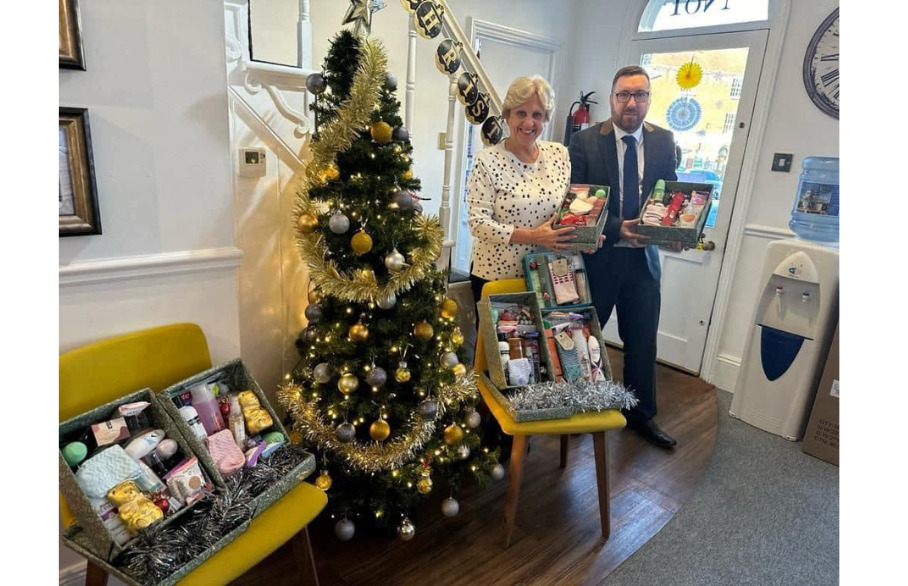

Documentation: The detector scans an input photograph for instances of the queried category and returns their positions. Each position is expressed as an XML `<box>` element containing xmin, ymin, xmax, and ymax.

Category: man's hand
<box><xmin>619</xmin><ymin>219</ymin><xmax>650</xmax><ymax>248</ymax></box>
<box><xmin>583</xmin><ymin>234</ymin><xmax>606</xmax><ymax>254</ymax></box>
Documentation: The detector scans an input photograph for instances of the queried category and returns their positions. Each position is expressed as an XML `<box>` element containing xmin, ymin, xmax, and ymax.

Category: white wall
<box><xmin>59</xmin><ymin>2</ymin><xmax>240</xmax><ymax>580</ymax></box>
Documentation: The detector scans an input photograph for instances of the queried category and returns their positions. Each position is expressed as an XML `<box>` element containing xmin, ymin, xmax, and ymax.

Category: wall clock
<box><xmin>803</xmin><ymin>8</ymin><xmax>839</xmax><ymax>119</ymax></box>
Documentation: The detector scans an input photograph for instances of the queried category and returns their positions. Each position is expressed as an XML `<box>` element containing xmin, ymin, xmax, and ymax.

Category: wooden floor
<box><xmin>233</xmin><ymin>348</ymin><xmax>718</xmax><ymax>586</ymax></box>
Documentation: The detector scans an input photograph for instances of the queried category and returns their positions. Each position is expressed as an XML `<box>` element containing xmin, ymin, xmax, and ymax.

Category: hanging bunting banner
<box><xmin>434</xmin><ymin>38</ymin><xmax>462</xmax><ymax>75</ymax></box>
<box><xmin>465</xmin><ymin>93</ymin><xmax>490</xmax><ymax>125</ymax></box>
<box><xmin>481</xmin><ymin>116</ymin><xmax>504</xmax><ymax>146</ymax></box>
<box><xmin>414</xmin><ymin>1</ymin><xmax>444</xmax><ymax>39</ymax></box>
<box><xmin>400</xmin><ymin>0</ymin><xmax>421</xmax><ymax>13</ymax></box>
<box><xmin>456</xmin><ymin>71</ymin><xmax>479</xmax><ymax>105</ymax></box>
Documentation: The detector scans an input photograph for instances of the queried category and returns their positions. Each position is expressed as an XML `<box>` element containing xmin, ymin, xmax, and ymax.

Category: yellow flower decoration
<box><xmin>677</xmin><ymin>61</ymin><xmax>703</xmax><ymax>90</ymax></box>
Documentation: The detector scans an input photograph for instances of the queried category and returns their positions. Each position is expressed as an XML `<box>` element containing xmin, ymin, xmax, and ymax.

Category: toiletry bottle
<box><xmin>661</xmin><ymin>191</ymin><xmax>686</xmax><ymax>226</ymax></box>
<box><xmin>653</xmin><ymin>179</ymin><xmax>666</xmax><ymax>205</ymax></box>
<box><xmin>190</xmin><ymin>383</ymin><xmax>225</xmax><ymax>436</ymax></box>
<box><xmin>228</xmin><ymin>395</ymin><xmax>247</xmax><ymax>449</ymax></box>
<box><xmin>178</xmin><ymin>405</ymin><xmax>209</xmax><ymax>442</ymax></box>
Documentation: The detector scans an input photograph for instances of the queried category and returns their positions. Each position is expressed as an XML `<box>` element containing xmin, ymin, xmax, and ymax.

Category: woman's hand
<box><xmin>511</xmin><ymin>212</ymin><xmax>576</xmax><ymax>251</ymax></box>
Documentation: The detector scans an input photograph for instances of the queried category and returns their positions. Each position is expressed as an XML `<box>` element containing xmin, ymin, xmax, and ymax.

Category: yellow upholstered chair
<box><xmin>477</xmin><ymin>279</ymin><xmax>627</xmax><ymax>548</ymax></box>
<box><xmin>59</xmin><ymin>323</ymin><xmax>328</xmax><ymax>586</ymax></box>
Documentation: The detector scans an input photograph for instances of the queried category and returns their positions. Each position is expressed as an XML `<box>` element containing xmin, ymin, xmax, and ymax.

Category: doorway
<box><xmin>598</xmin><ymin>30</ymin><xmax>768</xmax><ymax>375</ymax></box>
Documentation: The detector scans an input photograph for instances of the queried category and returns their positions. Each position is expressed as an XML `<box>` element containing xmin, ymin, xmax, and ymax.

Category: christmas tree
<box><xmin>278</xmin><ymin>23</ymin><xmax>502</xmax><ymax>541</ymax></box>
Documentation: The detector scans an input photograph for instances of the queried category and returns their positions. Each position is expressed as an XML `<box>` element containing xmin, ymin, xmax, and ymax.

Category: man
<box><xmin>569</xmin><ymin>65</ymin><xmax>679</xmax><ymax>449</ymax></box>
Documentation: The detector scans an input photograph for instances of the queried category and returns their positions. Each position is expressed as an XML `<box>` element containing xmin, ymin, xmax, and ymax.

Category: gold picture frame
<box><xmin>59</xmin><ymin>0</ymin><xmax>85</xmax><ymax>70</ymax></box>
<box><xmin>60</xmin><ymin>107</ymin><xmax>102</xmax><ymax>236</ymax></box>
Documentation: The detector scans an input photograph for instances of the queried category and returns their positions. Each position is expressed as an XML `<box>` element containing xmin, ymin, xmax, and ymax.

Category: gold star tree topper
<box><xmin>343</xmin><ymin>0</ymin><xmax>387</xmax><ymax>36</ymax></box>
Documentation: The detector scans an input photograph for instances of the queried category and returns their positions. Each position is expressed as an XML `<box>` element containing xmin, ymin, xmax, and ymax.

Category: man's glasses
<box><xmin>613</xmin><ymin>91</ymin><xmax>650</xmax><ymax>103</ymax></box>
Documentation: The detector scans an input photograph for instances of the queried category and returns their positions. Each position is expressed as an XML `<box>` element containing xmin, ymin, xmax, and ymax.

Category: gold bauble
<box><xmin>402</xmin><ymin>169</ymin><xmax>413</xmax><ymax>180</ymax></box>
<box><xmin>324</xmin><ymin>163</ymin><xmax>340</xmax><ymax>180</ymax></box>
<box><xmin>371</xmin><ymin>121</ymin><xmax>393</xmax><ymax>144</ymax></box>
<box><xmin>451</xmin><ymin>327</ymin><xmax>464</xmax><ymax>347</ymax></box>
<box><xmin>369</xmin><ymin>419</ymin><xmax>391</xmax><ymax>441</ymax></box>
<box><xmin>315</xmin><ymin>470</ymin><xmax>333</xmax><ymax>491</ymax></box>
<box><xmin>395</xmin><ymin>363</ymin><xmax>411</xmax><ymax>383</ymax></box>
<box><xmin>338</xmin><ymin>373</ymin><xmax>360</xmax><ymax>395</ymax></box>
<box><xmin>452</xmin><ymin>363</ymin><xmax>467</xmax><ymax>378</ymax></box>
<box><xmin>440</xmin><ymin>298</ymin><xmax>459</xmax><ymax>319</ymax></box>
<box><xmin>413</xmin><ymin>321</ymin><xmax>434</xmax><ymax>341</ymax></box>
<box><xmin>444</xmin><ymin>423</ymin><xmax>464</xmax><ymax>446</ymax></box>
<box><xmin>288</xmin><ymin>429</ymin><xmax>304</xmax><ymax>444</ymax></box>
<box><xmin>351</xmin><ymin>231</ymin><xmax>373</xmax><ymax>255</ymax></box>
<box><xmin>297</xmin><ymin>214</ymin><xmax>319</xmax><ymax>234</ymax></box>
<box><xmin>307</xmin><ymin>287</ymin><xmax>323</xmax><ymax>304</ymax></box>
<box><xmin>349</xmin><ymin>323</ymin><xmax>370</xmax><ymax>343</ymax></box>
<box><xmin>417</xmin><ymin>475</ymin><xmax>433</xmax><ymax>495</ymax></box>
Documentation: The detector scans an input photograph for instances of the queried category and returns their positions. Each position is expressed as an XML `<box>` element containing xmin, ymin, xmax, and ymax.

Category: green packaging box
<box><xmin>158</xmin><ymin>359</ymin><xmax>315</xmax><ymax>517</ymax></box>
<box><xmin>635</xmin><ymin>181</ymin><xmax>713</xmax><ymax>247</ymax></box>
<box><xmin>554</xmin><ymin>184</ymin><xmax>610</xmax><ymax>253</ymax></box>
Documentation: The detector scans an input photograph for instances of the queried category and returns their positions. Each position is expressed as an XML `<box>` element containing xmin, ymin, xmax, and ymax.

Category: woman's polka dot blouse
<box><xmin>467</xmin><ymin>140</ymin><xmax>571</xmax><ymax>280</ymax></box>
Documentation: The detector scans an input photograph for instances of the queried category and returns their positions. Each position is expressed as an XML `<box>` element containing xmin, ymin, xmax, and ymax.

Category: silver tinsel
<box><xmin>506</xmin><ymin>380</ymin><xmax>638</xmax><ymax>415</ymax></box>
<box><xmin>116</xmin><ymin>445</ymin><xmax>311</xmax><ymax>585</ymax></box>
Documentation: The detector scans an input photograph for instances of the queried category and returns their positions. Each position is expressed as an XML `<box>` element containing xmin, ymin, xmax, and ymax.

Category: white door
<box><xmin>600</xmin><ymin>30</ymin><xmax>768</xmax><ymax>374</ymax></box>
<box><xmin>450</xmin><ymin>19</ymin><xmax>560</xmax><ymax>274</ymax></box>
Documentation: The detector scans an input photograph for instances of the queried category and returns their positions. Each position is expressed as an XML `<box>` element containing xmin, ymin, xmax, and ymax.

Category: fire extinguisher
<box><xmin>563</xmin><ymin>91</ymin><xmax>597</xmax><ymax>146</ymax></box>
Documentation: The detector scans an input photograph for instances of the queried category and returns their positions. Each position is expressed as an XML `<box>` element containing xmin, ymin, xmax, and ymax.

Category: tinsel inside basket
<box><xmin>62</xmin><ymin>445</ymin><xmax>313</xmax><ymax>586</ymax></box>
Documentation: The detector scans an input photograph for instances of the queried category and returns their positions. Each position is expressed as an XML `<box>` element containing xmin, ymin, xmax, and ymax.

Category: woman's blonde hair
<box><xmin>501</xmin><ymin>75</ymin><xmax>555</xmax><ymax>122</ymax></box>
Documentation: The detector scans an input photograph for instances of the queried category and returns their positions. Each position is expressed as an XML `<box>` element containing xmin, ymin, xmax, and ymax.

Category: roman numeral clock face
<box><xmin>803</xmin><ymin>8</ymin><xmax>839</xmax><ymax>119</ymax></box>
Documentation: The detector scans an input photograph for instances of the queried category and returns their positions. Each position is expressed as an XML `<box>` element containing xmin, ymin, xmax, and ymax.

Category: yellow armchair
<box><xmin>476</xmin><ymin>279</ymin><xmax>626</xmax><ymax>548</ymax></box>
<box><xmin>59</xmin><ymin>323</ymin><xmax>327</xmax><ymax>586</ymax></box>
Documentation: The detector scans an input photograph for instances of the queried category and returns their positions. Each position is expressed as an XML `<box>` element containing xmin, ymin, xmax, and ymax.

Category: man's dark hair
<box><xmin>612</xmin><ymin>65</ymin><xmax>650</xmax><ymax>90</ymax></box>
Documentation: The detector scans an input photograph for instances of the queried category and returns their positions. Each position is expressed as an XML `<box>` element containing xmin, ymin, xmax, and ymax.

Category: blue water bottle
<box><xmin>789</xmin><ymin>156</ymin><xmax>839</xmax><ymax>243</ymax></box>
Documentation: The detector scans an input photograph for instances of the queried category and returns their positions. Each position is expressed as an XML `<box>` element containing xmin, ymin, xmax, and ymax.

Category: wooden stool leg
<box><xmin>290</xmin><ymin>526</ymin><xmax>321</xmax><ymax>586</ymax></box>
<box><xmin>502</xmin><ymin>434</ymin><xmax>529</xmax><ymax>549</ymax></box>
<box><xmin>559</xmin><ymin>434</ymin><xmax>568</xmax><ymax>468</ymax></box>
<box><xmin>85</xmin><ymin>560</ymin><xmax>109</xmax><ymax>586</ymax></box>
<box><xmin>592</xmin><ymin>431</ymin><xmax>611</xmax><ymax>540</ymax></box>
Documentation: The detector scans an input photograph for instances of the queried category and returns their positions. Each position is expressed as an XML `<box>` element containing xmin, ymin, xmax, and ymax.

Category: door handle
<box><xmin>697</xmin><ymin>240</ymin><xmax>715</xmax><ymax>251</ymax></box>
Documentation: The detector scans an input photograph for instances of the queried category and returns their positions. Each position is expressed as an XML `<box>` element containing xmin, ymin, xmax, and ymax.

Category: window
<box><xmin>730</xmin><ymin>76</ymin><xmax>742</xmax><ymax>99</ymax></box>
<box><xmin>638</xmin><ymin>0</ymin><xmax>768</xmax><ymax>33</ymax></box>
<box><xmin>723</xmin><ymin>112</ymin><xmax>735</xmax><ymax>134</ymax></box>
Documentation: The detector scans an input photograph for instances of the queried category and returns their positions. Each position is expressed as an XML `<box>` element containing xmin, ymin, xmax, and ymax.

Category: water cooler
<box><xmin>729</xmin><ymin>156</ymin><xmax>839</xmax><ymax>440</ymax></box>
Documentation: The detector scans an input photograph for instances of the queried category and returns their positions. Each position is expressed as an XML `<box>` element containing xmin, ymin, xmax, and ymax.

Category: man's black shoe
<box><xmin>627</xmin><ymin>419</ymin><xmax>677</xmax><ymax>449</ymax></box>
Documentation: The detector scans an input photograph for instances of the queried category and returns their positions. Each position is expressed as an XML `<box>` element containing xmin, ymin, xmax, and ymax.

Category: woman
<box><xmin>467</xmin><ymin>75</ymin><xmax>575</xmax><ymax>306</ymax></box>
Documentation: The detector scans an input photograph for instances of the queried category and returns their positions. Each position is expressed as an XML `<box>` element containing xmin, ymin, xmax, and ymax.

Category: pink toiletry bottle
<box><xmin>189</xmin><ymin>382</ymin><xmax>225</xmax><ymax>436</ymax></box>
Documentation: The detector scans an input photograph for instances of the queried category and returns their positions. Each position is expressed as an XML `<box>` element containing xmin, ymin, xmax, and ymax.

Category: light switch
<box><xmin>239</xmin><ymin>147</ymin><xmax>267</xmax><ymax>178</ymax></box>
<box><xmin>771</xmin><ymin>153</ymin><xmax>793</xmax><ymax>172</ymax></box>
<box><xmin>437</xmin><ymin>132</ymin><xmax>447</xmax><ymax>150</ymax></box>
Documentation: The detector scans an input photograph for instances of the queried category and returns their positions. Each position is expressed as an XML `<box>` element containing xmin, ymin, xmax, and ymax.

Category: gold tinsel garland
<box><xmin>305</xmin><ymin>38</ymin><xmax>388</xmax><ymax>184</ymax></box>
<box><xmin>296</xmin><ymin>212</ymin><xmax>444</xmax><ymax>302</ymax></box>
<box><xmin>278</xmin><ymin>371</ymin><xmax>478</xmax><ymax>473</ymax></box>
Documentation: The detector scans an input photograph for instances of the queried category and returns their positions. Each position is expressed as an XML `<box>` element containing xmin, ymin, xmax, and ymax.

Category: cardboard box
<box><xmin>635</xmin><ymin>181</ymin><xmax>713</xmax><ymax>247</ymax></box>
<box><xmin>802</xmin><ymin>326</ymin><xmax>839</xmax><ymax>466</ymax></box>
<box><xmin>59</xmin><ymin>389</ymin><xmax>213</xmax><ymax>562</ymax></box>
<box><xmin>524</xmin><ymin>251</ymin><xmax>592</xmax><ymax>309</ymax></box>
<box><xmin>158</xmin><ymin>359</ymin><xmax>315</xmax><ymax>515</ymax></box>
<box><xmin>554</xmin><ymin>183</ymin><xmax>610</xmax><ymax>253</ymax></box>
<box><xmin>477</xmin><ymin>292</ymin><xmax>556</xmax><ymax>391</ymax></box>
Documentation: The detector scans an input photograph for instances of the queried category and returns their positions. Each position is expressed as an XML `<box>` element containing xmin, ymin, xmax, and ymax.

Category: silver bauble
<box><xmin>440</xmin><ymin>351</ymin><xmax>459</xmax><ymax>369</ymax></box>
<box><xmin>384</xmin><ymin>249</ymin><xmax>406</xmax><ymax>271</ymax></box>
<box><xmin>335</xmin><ymin>422</ymin><xmax>356</xmax><ymax>443</ymax></box>
<box><xmin>385</xmin><ymin>72</ymin><xmax>398</xmax><ymax>90</ymax></box>
<box><xmin>393</xmin><ymin>126</ymin><xmax>410</xmax><ymax>141</ymax></box>
<box><xmin>392</xmin><ymin>190</ymin><xmax>413</xmax><ymax>210</ymax></box>
<box><xmin>457</xmin><ymin>444</ymin><xmax>471</xmax><ymax>460</ymax></box>
<box><xmin>441</xmin><ymin>497</ymin><xmax>460</xmax><ymax>518</ymax></box>
<box><xmin>466</xmin><ymin>409</ymin><xmax>482</xmax><ymax>429</ymax></box>
<box><xmin>313</xmin><ymin>363</ymin><xmax>331</xmax><ymax>384</ymax></box>
<box><xmin>490</xmin><ymin>463</ymin><xmax>505</xmax><ymax>481</ymax></box>
<box><xmin>376</xmin><ymin>292</ymin><xmax>397</xmax><ymax>309</ymax></box>
<box><xmin>302</xmin><ymin>327</ymin><xmax>317</xmax><ymax>343</ymax></box>
<box><xmin>328</xmin><ymin>211</ymin><xmax>350</xmax><ymax>234</ymax></box>
<box><xmin>397</xmin><ymin>517</ymin><xmax>416</xmax><ymax>541</ymax></box>
<box><xmin>306</xmin><ymin>72</ymin><xmax>327</xmax><ymax>95</ymax></box>
<box><xmin>366</xmin><ymin>367</ymin><xmax>388</xmax><ymax>388</ymax></box>
<box><xmin>304</xmin><ymin>304</ymin><xmax>322</xmax><ymax>323</ymax></box>
<box><xmin>334</xmin><ymin>518</ymin><xmax>355</xmax><ymax>541</ymax></box>
<box><xmin>418</xmin><ymin>399</ymin><xmax>438</xmax><ymax>420</ymax></box>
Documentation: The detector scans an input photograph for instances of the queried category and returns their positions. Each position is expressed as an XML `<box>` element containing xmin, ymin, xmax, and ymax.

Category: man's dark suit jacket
<box><xmin>569</xmin><ymin>120</ymin><xmax>677</xmax><ymax>280</ymax></box>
